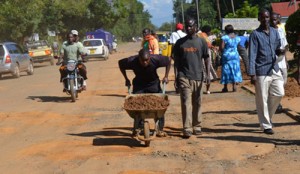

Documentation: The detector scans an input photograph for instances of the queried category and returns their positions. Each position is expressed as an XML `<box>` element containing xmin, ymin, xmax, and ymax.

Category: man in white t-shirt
<box><xmin>170</xmin><ymin>23</ymin><xmax>187</xmax><ymax>93</ymax></box>
<box><xmin>170</xmin><ymin>23</ymin><xmax>187</xmax><ymax>45</ymax></box>
<box><xmin>271</xmin><ymin>12</ymin><xmax>288</xmax><ymax>113</ymax></box>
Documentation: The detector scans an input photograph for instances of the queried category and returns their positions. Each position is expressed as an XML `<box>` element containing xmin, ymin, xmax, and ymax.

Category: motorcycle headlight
<box><xmin>67</xmin><ymin>61</ymin><xmax>76</xmax><ymax>71</ymax></box>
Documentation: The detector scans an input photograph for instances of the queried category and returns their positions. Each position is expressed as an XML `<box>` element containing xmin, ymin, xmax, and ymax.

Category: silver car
<box><xmin>0</xmin><ymin>42</ymin><xmax>34</xmax><ymax>79</ymax></box>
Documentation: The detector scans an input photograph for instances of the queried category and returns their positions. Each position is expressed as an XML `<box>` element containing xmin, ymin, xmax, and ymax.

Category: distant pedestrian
<box><xmin>170</xmin><ymin>23</ymin><xmax>187</xmax><ymax>93</ymax></box>
<box><xmin>198</xmin><ymin>25</ymin><xmax>218</xmax><ymax>94</ymax></box>
<box><xmin>270</xmin><ymin>12</ymin><xmax>288</xmax><ymax>114</ymax></box>
<box><xmin>249</xmin><ymin>9</ymin><xmax>285</xmax><ymax>135</ymax></box>
<box><xmin>141</xmin><ymin>28</ymin><xmax>159</xmax><ymax>55</ymax></box>
<box><xmin>237</xmin><ymin>33</ymin><xmax>249</xmax><ymax>74</ymax></box>
<box><xmin>173</xmin><ymin>18</ymin><xmax>210</xmax><ymax>138</ymax></box>
<box><xmin>220</xmin><ymin>24</ymin><xmax>242</xmax><ymax>92</ymax></box>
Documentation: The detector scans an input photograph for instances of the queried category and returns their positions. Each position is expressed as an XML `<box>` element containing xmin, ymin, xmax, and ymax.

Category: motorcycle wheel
<box><xmin>69</xmin><ymin>80</ymin><xmax>76</xmax><ymax>102</ymax></box>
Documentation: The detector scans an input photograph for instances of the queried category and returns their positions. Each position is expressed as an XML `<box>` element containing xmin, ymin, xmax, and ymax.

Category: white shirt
<box><xmin>277</xmin><ymin>27</ymin><xmax>288</xmax><ymax>69</ymax></box>
<box><xmin>170</xmin><ymin>30</ymin><xmax>186</xmax><ymax>44</ymax></box>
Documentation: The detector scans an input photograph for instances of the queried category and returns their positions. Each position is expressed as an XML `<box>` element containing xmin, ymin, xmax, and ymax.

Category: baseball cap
<box><xmin>176</xmin><ymin>23</ymin><xmax>183</xmax><ymax>30</ymax></box>
<box><xmin>71</xmin><ymin>30</ymin><xmax>78</xmax><ymax>35</ymax></box>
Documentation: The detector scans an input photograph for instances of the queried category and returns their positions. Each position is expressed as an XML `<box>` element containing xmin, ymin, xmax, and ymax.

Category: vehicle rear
<box><xmin>0</xmin><ymin>42</ymin><xmax>33</xmax><ymax>78</ymax></box>
<box><xmin>83</xmin><ymin>39</ymin><xmax>109</xmax><ymax>60</ymax></box>
<box><xmin>157</xmin><ymin>33</ymin><xmax>172</xmax><ymax>57</ymax></box>
<box><xmin>26</xmin><ymin>40</ymin><xmax>54</xmax><ymax>65</ymax></box>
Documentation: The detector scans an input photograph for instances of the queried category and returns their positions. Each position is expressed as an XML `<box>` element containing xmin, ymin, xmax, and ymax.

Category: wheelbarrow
<box><xmin>124</xmin><ymin>83</ymin><xmax>168</xmax><ymax>147</ymax></box>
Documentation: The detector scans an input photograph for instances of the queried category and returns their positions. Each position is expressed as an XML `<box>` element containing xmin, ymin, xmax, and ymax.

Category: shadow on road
<box><xmin>27</xmin><ymin>96</ymin><xmax>72</xmax><ymax>103</ymax></box>
<box><xmin>203</xmin><ymin>110</ymin><xmax>257</xmax><ymax>115</ymax></box>
<box><xmin>68</xmin><ymin>127</ymin><xmax>144</xmax><ymax>147</ymax></box>
<box><xmin>199</xmin><ymin>135</ymin><xmax>300</xmax><ymax>146</ymax></box>
<box><xmin>99</xmin><ymin>94</ymin><xmax>126</xmax><ymax>98</ymax></box>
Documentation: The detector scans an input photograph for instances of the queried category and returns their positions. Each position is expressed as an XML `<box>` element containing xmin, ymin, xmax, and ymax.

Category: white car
<box><xmin>82</xmin><ymin>39</ymin><xmax>109</xmax><ymax>60</ymax></box>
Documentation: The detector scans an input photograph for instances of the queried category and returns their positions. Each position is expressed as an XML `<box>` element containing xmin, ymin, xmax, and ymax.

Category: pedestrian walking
<box><xmin>198</xmin><ymin>25</ymin><xmax>218</xmax><ymax>94</ymax></box>
<box><xmin>220</xmin><ymin>24</ymin><xmax>243</xmax><ymax>92</ymax></box>
<box><xmin>173</xmin><ymin>18</ymin><xmax>210</xmax><ymax>138</ymax></box>
<box><xmin>270</xmin><ymin>12</ymin><xmax>288</xmax><ymax>114</ymax></box>
<box><xmin>249</xmin><ymin>9</ymin><xmax>285</xmax><ymax>135</ymax></box>
<box><xmin>170</xmin><ymin>23</ymin><xmax>187</xmax><ymax>93</ymax></box>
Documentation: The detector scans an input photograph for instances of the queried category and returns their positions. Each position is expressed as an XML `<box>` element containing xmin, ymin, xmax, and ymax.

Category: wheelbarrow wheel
<box><xmin>144</xmin><ymin>121</ymin><xmax>150</xmax><ymax>147</ymax></box>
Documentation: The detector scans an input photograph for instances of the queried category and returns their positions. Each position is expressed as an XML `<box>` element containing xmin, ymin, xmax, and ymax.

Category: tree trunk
<box><xmin>231</xmin><ymin>0</ymin><xmax>235</xmax><ymax>15</ymax></box>
<box><xmin>216</xmin><ymin>0</ymin><xmax>221</xmax><ymax>22</ymax></box>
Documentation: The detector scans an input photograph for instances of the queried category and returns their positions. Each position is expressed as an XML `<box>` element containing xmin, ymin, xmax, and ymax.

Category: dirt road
<box><xmin>0</xmin><ymin>42</ymin><xmax>300</xmax><ymax>174</ymax></box>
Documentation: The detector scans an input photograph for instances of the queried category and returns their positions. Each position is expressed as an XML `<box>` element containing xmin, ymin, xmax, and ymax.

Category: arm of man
<box><xmin>201</xmin><ymin>38</ymin><xmax>210</xmax><ymax>84</ymax></box>
<box><xmin>248</xmin><ymin>32</ymin><xmax>258</xmax><ymax>84</ymax></box>
<box><xmin>152</xmin><ymin>55</ymin><xmax>171</xmax><ymax>84</ymax></box>
<box><xmin>56</xmin><ymin>43</ymin><xmax>65</xmax><ymax>65</ymax></box>
<box><xmin>118</xmin><ymin>57</ymin><xmax>133</xmax><ymax>87</ymax></box>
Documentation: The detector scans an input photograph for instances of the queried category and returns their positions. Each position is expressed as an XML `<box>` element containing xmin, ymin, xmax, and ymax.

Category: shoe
<box><xmin>182</xmin><ymin>130</ymin><xmax>192</xmax><ymax>138</ymax></box>
<box><xmin>193</xmin><ymin>128</ymin><xmax>202</xmax><ymax>135</ymax></box>
<box><xmin>206</xmin><ymin>91</ymin><xmax>210</xmax><ymax>94</ymax></box>
<box><xmin>275</xmin><ymin>104</ymin><xmax>283</xmax><ymax>114</ymax></box>
<box><xmin>222</xmin><ymin>88</ymin><xmax>228</xmax><ymax>93</ymax></box>
<box><xmin>156</xmin><ymin>130</ymin><xmax>168</xmax><ymax>137</ymax></box>
<box><xmin>63</xmin><ymin>89</ymin><xmax>66</xmax><ymax>92</ymax></box>
<box><xmin>263</xmin><ymin>129</ymin><xmax>274</xmax><ymax>135</ymax></box>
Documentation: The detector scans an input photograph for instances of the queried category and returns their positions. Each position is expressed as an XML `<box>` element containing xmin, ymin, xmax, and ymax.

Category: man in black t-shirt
<box><xmin>173</xmin><ymin>18</ymin><xmax>210</xmax><ymax>138</ymax></box>
<box><xmin>119</xmin><ymin>49</ymin><xmax>171</xmax><ymax>136</ymax></box>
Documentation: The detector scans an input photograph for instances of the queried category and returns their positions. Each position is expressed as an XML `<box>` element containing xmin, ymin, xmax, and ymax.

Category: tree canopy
<box><xmin>0</xmin><ymin>0</ymin><xmax>153</xmax><ymax>44</ymax></box>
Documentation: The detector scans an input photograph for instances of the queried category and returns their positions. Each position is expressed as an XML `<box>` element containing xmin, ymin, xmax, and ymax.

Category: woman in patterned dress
<box><xmin>219</xmin><ymin>25</ymin><xmax>242</xmax><ymax>92</ymax></box>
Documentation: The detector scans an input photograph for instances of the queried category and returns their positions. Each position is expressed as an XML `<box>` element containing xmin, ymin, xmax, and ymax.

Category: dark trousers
<box><xmin>238</xmin><ymin>47</ymin><xmax>249</xmax><ymax>74</ymax></box>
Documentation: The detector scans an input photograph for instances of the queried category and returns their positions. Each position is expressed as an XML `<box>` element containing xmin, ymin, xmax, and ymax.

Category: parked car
<box><xmin>25</xmin><ymin>40</ymin><xmax>55</xmax><ymax>65</ymax></box>
<box><xmin>0</xmin><ymin>42</ymin><xmax>34</xmax><ymax>79</ymax></box>
<box><xmin>82</xmin><ymin>39</ymin><xmax>109</xmax><ymax>60</ymax></box>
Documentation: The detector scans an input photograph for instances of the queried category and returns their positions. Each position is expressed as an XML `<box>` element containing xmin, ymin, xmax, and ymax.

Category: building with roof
<box><xmin>271</xmin><ymin>0</ymin><xmax>300</xmax><ymax>25</ymax></box>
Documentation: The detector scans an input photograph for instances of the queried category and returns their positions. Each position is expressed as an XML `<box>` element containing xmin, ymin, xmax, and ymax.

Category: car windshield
<box><xmin>83</xmin><ymin>40</ymin><xmax>102</xmax><ymax>46</ymax></box>
<box><xmin>26</xmin><ymin>41</ymin><xmax>48</xmax><ymax>49</ymax></box>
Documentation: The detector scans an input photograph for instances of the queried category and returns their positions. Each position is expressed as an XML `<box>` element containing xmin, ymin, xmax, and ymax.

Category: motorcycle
<box><xmin>59</xmin><ymin>59</ymin><xmax>84</xmax><ymax>102</ymax></box>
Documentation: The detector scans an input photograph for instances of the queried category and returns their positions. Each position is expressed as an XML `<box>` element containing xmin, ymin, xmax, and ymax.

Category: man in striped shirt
<box><xmin>248</xmin><ymin>9</ymin><xmax>285</xmax><ymax>135</ymax></box>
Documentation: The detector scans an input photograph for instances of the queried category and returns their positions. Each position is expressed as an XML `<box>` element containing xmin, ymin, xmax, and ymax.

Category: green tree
<box><xmin>225</xmin><ymin>1</ymin><xmax>259</xmax><ymax>18</ymax></box>
<box><xmin>285</xmin><ymin>9</ymin><xmax>300</xmax><ymax>52</ymax></box>
<box><xmin>159</xmin><ymin>22</ymin><xmax>174</xmax><ymax>32</ymax></box>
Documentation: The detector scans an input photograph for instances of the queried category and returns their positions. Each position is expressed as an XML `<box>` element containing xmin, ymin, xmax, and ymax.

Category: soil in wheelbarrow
<box><xmin>124</xmin><ymin>95</ymin><xmax>169</xmax><ymax>110</ymax></box>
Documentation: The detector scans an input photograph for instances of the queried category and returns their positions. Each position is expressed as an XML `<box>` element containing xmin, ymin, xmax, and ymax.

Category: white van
<box><xmin>82</xmin><ymin>39</ymin><xmax>109</xmax><ymax>60</ymax></box>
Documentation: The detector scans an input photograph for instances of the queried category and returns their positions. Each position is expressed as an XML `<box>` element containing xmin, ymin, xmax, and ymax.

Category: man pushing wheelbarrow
<box><xmin>118</xmin><ymin>49</ymin><xmax>171</xmax><ymax>138</ymax></box>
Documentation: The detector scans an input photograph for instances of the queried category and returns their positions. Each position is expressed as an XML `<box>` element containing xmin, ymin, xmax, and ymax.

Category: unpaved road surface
<box><xmin>1</xmin><ymin>42</ymin><xmax>300</xmax><ymax>174</ymax></box>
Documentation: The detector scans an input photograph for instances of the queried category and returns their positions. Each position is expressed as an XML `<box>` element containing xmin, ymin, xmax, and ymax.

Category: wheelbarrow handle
<box><xmin>162</xmin><ymin>82</ymin><xmax>166</xmax><ymax>94</ymax></box>
<box><xmin>127</xmin><ymin>85</ymin><xmax>131</xmax><ymax>94</ymax></box>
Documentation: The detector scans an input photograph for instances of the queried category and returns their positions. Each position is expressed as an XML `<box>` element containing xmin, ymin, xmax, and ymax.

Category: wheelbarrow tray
<box><xmin>124</xmin><ymin>93</ymin><xmax>169</xmax><ymax>120</ymax></box>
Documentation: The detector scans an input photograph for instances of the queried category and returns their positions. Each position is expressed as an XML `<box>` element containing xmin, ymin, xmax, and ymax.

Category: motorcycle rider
<box><xmin>71</xmin><ymin>29</ymin><xmax>88</xmax><ymax>89</ymax></box>
<box><xmin>56</xmin><ymin>32</ymin><xmax>88</xmax><ymax>91</ymax></box>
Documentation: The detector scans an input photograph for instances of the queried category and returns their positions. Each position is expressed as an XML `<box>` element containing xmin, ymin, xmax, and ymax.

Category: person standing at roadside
<box><xmin>249</xmin><ymin>9</ymin><xmax>285</xmax><ymax>135</ymax></box>
<box><xmin>170</xmin><ymin>23</ymin><xmax>187</xmax><ymax>93</ymax></box>
<box><xmin>270</xmin><ymin>13</ymin><xmax>288</xmax><ymax>114</ymax></box>
<box><xmin>173</xmin><ymin>18</ymin><xmax>210</xmax><ymax>138</ymax></box>
<box><xmin>141</xmin><ymin>28</ymin><xmax>159</xmax><ymax>55</ymax></box>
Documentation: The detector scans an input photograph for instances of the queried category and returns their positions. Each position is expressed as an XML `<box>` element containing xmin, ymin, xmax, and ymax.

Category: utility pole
<box><xmin>196</xmin><ymin>0</ymin><xmax>200</xmax><ymax>28</ymax></box>
<box><xmin>181</xmin><ymin>0</ymin><xmax>185</xmax><ymax>24</ymax></box>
